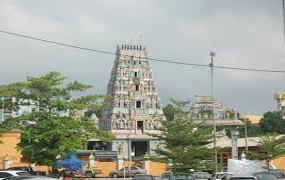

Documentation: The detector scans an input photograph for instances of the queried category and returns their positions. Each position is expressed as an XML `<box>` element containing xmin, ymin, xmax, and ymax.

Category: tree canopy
<box><xmin>162</xmin><ymin>99</ymin><xmax>190</xmax><ymax>121</ymax></box>
<box><xmin>151</xmin><ymin>100</ymin><xmax>216</xmax><ymax>173</ymax></box>
<box><xmin>163</xmin><ymin>104</ymin><xmax>175</xmax><ymax>121</ymax></box>
<box><xmin>0</xmin><ymin>71</ymin><xmax>113</xmax><ymax>166</ymax></box>
<box><xmin>250</xmin><ymin>133</ymin><xmax>285</xmax><ymax>169</ymax></box>
<box><xmin>224</xmin><ymin>118</ymin><xmax>261</xmax><ymax>138</ymax></box>
<box><xmin>259</xmin><ymin>111</ymin><xmax>285</xmax><ymax>134</ymax></box>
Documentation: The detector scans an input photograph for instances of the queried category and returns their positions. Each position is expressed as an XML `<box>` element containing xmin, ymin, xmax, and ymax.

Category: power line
<box><xmin>0</xmin><ymin>29</ymin><xmax>285</xmax><ymax>73</ymax></box>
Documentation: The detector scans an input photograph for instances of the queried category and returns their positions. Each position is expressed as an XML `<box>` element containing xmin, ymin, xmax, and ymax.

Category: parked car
<box><xmin>268</xmin><ymin>169</ymin><xmax>285</xmax><ymax>179</ymax></box>
<box><xmin>133</xmin><ymin>174</ymin><xmax>156</xmax><ymax>180</ymax></box>
<box><xmin>78</xmin><ymin>166</ymin><xmax>102</xmax><ymax>178</ymax></box>
<box><xmin>5</xmin><ymin>167</ymin><xmax>37</xmax><ymax>176</ymax></box>
<box><xmin>109</xmin><ymin>166</ymin><xmax>146</xmax><ymax>178</ymax></box>
<box><xmin>161</xmin><ymin>172</ymin><xmax>172</xmax><ymax>180</ymax></box>
<box><xmin>224</xmin><ymin>175</ymin><xmax>257</xmax><ymax>180</ymax></box>
<box><xmin>170</xmin><ymin>174</ymin><xmax>192</xmax><ymax>180</ymax></box>
<box><xmin>192</xmin><ymin>172</ymin><xmax>211</xmax><ymax>180</ymax></box>
<box><xmin>220</xmin><ymin>174</ymin><xmax>234</xmax><ymax>180</ymax></box>
<box><xmin>212</xmin><ymin>172</ymin><xmax>234</xmax><ymax>180</ymax></box>
<box><xmin>252</xmin><ymin>172</ymin><xmax>278</xmax><ymax>180</ymax></box>
<box><xmin>3</xmin><ymin>176</ymin><xmax>58</xmax><ymax>180</ymax></box>
<box><xmin>0</xmin><ymin>171</ymin><xmax>29</xmax><ymax>180</ymax></box>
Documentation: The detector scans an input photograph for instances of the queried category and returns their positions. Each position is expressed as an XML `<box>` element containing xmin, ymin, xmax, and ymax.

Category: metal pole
<box><xmin>245</xmin><ymin>122</ymin><xmax>248</xmax><ymax>158</ymax></box>
<box><xmin>282</xmin><ymin>0</ymin><xmax>285</xmax><ymax>119</ymax></box>
<box><xmin>123</xmin><ymin>165</ymin><xmax>126</xmax><ymax>179</ymax></box>
<box><xmin>282</xmin><ymin>0</ymin><xmax>285</xmax><ymax>46</ymax></box>
<box><xmin>0</xmin><ymin>97</ymin><xmax>4</xmax><ymax>122</ymax></box>
<box><xmin>210</xmin><ymin>51</ymin><xmax>217</xmax><ymax>171</ymax></box>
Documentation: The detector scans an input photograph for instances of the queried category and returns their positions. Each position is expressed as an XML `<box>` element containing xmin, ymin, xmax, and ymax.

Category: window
<box><xmin>137</xmin><ymin>121</ymin><xmax>144</xmax><ymax>129</ymax></box>
<box><xmin>136</xmin><ymin>101</ymin><xmax>142</xmax><ymax>108</ymax></box>
<box><xmin>0</xmin><ymin>172</ymin><xmax>13</xmax><ymax>178</ymax></box>
<box><xmin>134</xmin><ymin>72</ymin><xmax>138</xmax><ymax>77</ymax></box>
<box><xmin>120</xmin><ymin>167</ymin><xmax>129</xmax><ymax>171</ymax></box>
<box><xmin>135</xmin><ymin>85</ymin><xmax>140</xmax><ymax>91</ymax></box>
<box><xmin>17</xmin><ymin>172</ymin><xmax>30</xmax><ymax>176</ymax></box>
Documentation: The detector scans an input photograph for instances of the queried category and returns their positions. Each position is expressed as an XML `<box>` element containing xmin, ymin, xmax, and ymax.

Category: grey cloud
<box><xmin>0</xmin><ymin>0</ymin><xmax>284</xmax><ymax>115</ymax></box>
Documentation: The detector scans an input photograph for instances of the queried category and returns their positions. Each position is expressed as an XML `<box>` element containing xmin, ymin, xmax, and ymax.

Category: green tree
<box><xmin>243</xmin><ymin>119</ymin><xmax>261</xmax><ymax>137</ymax></box>
<box><xmin>78</xmin><ymin>95</ymin><xmax>105</xmax><ymax>118</ymax></box>
<box><xmin>151</xmin><ymin>101</ymin><xmax>215</xmax><ymax>173</ymax></box>
<box><xmin>260</xmin><ymin>111</ymin><xmax>285</xmax><ymax>134</ymax></box>
<box><xmin>163</xmin><ymin>99</ymin><xmax>190</xmax><ymax>121</ymax></box>
<box><xmin>163</xmin><ymin>104</ymin><xmax>175</xmax><ymax>121</ymax></box>
<box><xmin>250</xmin><ymin>133</ymin><xmax>285</xmax><ymax>169</ymax></box>
<box><xmin>224</xmin><ymin>119</ymin><xmax>261</xmax><ymax>138</ymax></box>
<box><xmin>0</xmin><ymin>71</ymin><xmax>114</xmax><ymax>166</ymax></box>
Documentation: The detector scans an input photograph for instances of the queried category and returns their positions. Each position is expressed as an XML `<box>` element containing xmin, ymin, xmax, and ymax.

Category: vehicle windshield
<box><xmin>255</xmin><ymin>174</ymin><xmax>278</xmax><ymax>180</ymax></box>
<box><xmin>217</xmin><ymin>173</ymin><xmax>234</xmax><ymax>179</ymax></box>
<box><xmin>193</xmin><ymin>173</ymin><xmax>210</xmax><ymax>178</ymax></box>
<box><xmin>217</xmin><ymin>174</ymin><xmax>224</xmax><ymax>178</ymax></box>
<box><xmin>135</xmin><ymin>175</ymin><xmax>153</xmax><ymax>180</ymax></box>
<box><xmin>171</xmin><ymin>175</ymin><xmax>190</xmax><ymax>180</ymax></box>
<box><xmin>162</xmin><ymin>173</ymin><xmax>171</xmax><ymax>178</ymax></box>
<box><xmin>16</xmin><ymin>172</ymin><xmax>30</xmax><ymax>176</ymax></box>
<box><xmin>120</xmin><ymin>168</ymin><xmax>128</xmax><ymax>171</ymax></box>
<box><xmin>269</xmin><ymin>170</ymin><xmax>283</xmax><ymax>179</ymax></box>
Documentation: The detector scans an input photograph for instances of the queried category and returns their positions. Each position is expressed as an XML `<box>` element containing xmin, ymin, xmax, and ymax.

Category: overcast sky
<box><xmin>0</xmin><ymin>0</ymin><xmax>284</xmax><ymax>115</ymax></box>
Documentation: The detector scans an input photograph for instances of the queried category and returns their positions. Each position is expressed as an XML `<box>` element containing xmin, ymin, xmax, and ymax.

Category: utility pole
<box><xmin>282</xmin><ymin>0</ymin><xmax>285</xmax><ymax>42</ymax></box>
<box><xmin>209</xmin><ymin>51</ymin><xmax>217</xmax><ymax>171</ymax></box>
<box><xmin>245</xmin><ymin>122</ymin><xmax>248</xmax><ymax>158</ymax></box>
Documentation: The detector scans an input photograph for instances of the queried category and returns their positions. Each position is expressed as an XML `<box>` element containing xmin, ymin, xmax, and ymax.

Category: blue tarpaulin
<box><xmin>53</xmin><ymin>155</ymin><xmax>87</xmax><ymax>171</ymax></box>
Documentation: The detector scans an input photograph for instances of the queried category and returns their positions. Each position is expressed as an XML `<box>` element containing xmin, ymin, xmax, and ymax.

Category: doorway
<box><xmin>131</xmin><ymin>141</ymin><xmax>149</xmax><ymax>158</ymax></box>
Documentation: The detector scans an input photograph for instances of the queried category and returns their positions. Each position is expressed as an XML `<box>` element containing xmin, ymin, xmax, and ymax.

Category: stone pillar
<box><xmin>4</xmin><ymin>155</ymin><xmax>9</xmax><ymax>169</ymax></box>
<box><xmin>128</xmin><ymin>139</ymin><xmax>132</xmax><ymax>162</ymax></box>
<box><xmin>118</xmin><ymin>158</ymin><xmax>124</xmax><ymax>170</ymax></box>
<box><xmin>89</xmin><ymin>154</ymin><xmax>95</xmax><ymax>168</ymax></box>
<box><xmin>144</xmin><ymin>160</ymin><xmax>150</xmax><ymax>174</ymax></box>
<box><xmin>231</xmin><ymin>129</ymin><xmax>239</xmax><ymax>159</ymax></box>
<box><xmin>118</xmin><ymin>142</ymin><xmax>124</xmax><ymax>170</ymax></box>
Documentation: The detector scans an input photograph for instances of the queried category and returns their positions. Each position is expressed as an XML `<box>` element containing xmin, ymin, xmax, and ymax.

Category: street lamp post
<box><xmin>209</xmin><ymin>51</ymin><xmax>217</xmax><ymax>171</ymax></box>
<box><xmin>280</xmin><ymin>0</ymin><xmax>285</xmax><ymax>120</ymax></box>
<box><xmin>244</xmin><ymin>121</ymin><xmax>249</xmax><ymax>158</ymax></box>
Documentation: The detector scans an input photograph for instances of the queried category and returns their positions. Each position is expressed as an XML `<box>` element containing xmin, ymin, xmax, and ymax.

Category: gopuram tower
<box><xmin>100</xmin><ymin>44</ymin><xmax>164</xmax><ymax>160</ymax></box>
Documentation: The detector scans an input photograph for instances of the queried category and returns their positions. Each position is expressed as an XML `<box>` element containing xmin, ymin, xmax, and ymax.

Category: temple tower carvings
<box><xmin>100</xmin><ymin>44</ymin><xmax>164</xmax><ymax>135</ymax></box>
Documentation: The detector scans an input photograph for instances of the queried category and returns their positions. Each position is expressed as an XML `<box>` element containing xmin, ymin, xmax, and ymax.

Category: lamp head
<box><xmin>210</xmin><ymin>51</ymin><xmax>216</xmax><ymax>57</ymax></box>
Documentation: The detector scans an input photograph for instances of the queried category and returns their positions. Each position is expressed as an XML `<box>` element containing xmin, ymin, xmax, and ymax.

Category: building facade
<box><xmin>274</xmin><ymin>92</ymin><xmax>285</xmax><ymax>111</ymax></box>
<box><xmin>0</xmin><ymin>98</ymin><xmax>38</xmax><ymax>123</ymax></box>
<box><xmin>99</xmin><ymin>44</ymin><xmax>164</xmax><ymax>160</ymax></box>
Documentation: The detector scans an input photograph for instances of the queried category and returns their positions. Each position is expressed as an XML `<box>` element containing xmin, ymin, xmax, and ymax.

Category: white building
<box><xmin>0</xmin><ymin>97</ymin><xmax>38</xmax><ymax>123</ymax></box>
